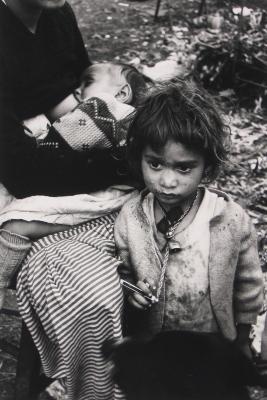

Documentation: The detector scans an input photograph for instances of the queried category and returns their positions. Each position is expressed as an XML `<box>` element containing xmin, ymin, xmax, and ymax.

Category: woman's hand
<box><xmin>128</xmin><ymin>279</ymin><xmax>157</xmax><ymax>310</ymax></box>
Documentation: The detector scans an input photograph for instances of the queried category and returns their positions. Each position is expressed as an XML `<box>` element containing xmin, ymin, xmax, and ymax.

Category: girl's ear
<box><xmin>115</xmin><ymin>83</ymin><xmax>133</xmax><ymax>104</ymax></box>
<box><xmin>202</xmin><ymin>166</ymin><xmax>212</xmax><ymax>183</ymax></box>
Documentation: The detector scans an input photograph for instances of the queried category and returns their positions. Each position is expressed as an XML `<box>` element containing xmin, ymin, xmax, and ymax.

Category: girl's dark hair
<box><xmin>127</xmin><ymin>78</ymin><xmax>230</xmax><ymax>182</ymax></box>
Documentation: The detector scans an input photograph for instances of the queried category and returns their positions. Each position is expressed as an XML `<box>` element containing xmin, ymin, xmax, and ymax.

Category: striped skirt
<box><xmin>16</xmin><ymin>213</ymin><xmax>125</xmax><ymax>400</ymax></box>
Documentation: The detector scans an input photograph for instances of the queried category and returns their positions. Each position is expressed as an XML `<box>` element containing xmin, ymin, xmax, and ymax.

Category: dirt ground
<box><xmin>71</xmin><ymin>0</ymin><xmax>181</xmax><ymax>63</ymax></box>
<box><xmin>0</xmin><ymin>0</ymin><xmax>266</xmax><ymax>399</ymax></box>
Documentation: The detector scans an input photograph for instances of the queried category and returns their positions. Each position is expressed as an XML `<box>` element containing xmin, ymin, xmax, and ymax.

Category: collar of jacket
<box><xmin>137</xmin><ymin>186</ymin><xmax>233</xmax><ymax>225</ymax></box>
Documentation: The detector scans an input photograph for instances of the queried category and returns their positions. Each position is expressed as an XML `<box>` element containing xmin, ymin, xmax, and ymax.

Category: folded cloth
<box><xmin>0</xmin><ymin>185</ymin><xmax>137</xmax><ymax>227</ymax></box>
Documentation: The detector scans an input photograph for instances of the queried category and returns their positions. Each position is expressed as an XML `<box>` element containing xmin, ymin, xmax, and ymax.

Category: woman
<box><xmin>0</xmin><ymin>0</ymin><xmax>147</xmax><ymax>398</ymax></box>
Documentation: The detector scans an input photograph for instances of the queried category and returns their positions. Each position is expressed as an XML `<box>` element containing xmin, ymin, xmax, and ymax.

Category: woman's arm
<box><xmin>46</xmin><ymin>93</ymin><xmax>80</xmax><ymax>122</ymax></box>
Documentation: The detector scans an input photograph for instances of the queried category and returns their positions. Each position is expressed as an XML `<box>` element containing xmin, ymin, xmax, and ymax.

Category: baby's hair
<box><xmin>127</xmin><ymin>78</ymin><xmax>230</xmax><ymax>182</ymax></box>
<box><xmin>80</xmin><ymin>62</ymin><xmax>153</xmax><ymax>106</ymax></box>
<box><xmin>118</xmin><ymin>63</ymin><xmax>154</xmax><ymax>106</ymax></box>
<box><xmin>80</xmin><ymin>67</ymin><xmax>95</xmax><ymax>88</ymax></box>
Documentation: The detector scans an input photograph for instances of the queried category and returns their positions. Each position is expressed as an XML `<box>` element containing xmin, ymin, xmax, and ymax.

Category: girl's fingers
<box><xmin>128</xmin><ymin>291</ymin><xmax>152</xmax><ymax>310</ymax></box>
<box><xmin>128</xmin><ymin>296</ymin><xmax>146</xmax><ymax>310</ymax></box>
<box><xmin>136</xmin><ymin>280</ymin><xmax>152</xmax><ymax>296</ymax></box>
<box><xmin>143</xmin><ymin>278</ymin><xmax>156</xmax><ymax>292</ymax></box>
<box><xmin>132</xmin><ymin>291</ymin><xmax>150</xmax><ymax>306</ymax></box>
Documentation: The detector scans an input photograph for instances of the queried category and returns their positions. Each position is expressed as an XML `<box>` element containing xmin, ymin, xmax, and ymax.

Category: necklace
<box><xmin>155</xmin><ymin>190</ymin><xmax>199</xmax><ymax>301</ymax></box>
<box><xmin>157</xmin><ymin>190</ymin><xmax>199</xmax><ymax>240</ymax></box>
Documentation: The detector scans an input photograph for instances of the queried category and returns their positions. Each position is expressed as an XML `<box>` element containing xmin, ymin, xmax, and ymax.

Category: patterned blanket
<box><xmin>40</xmin><ymin>93</ymin><xmax>135</xmax><ymax>152</ymax></box>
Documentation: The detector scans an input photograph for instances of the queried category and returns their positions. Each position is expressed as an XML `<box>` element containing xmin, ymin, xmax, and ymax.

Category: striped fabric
<box><xmin>17</xmin><ymin>213</ymin><xmax>125</xmax><ymax>400</ymax></box>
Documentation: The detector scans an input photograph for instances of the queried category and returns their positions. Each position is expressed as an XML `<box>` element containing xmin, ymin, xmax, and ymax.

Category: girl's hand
<box><xmin>237</xmin><ymin>341</ymin><xmax>253</xmax><ymax>360</ymax></box>
<box><xmin>236</xmin><ymin>324</ymin><xmax>253</xmax><ymax>359</ymax></box>
<box><xmin>128</xmin><ymin>279</ymin><xmax>156</xmax><ymax>310</ymax></box>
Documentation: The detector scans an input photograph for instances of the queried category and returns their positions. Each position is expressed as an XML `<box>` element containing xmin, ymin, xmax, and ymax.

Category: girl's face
<box><xmin>141</xmin><ymin>140</ymin><xmax>205</xmax><ymax>210</ymax></box>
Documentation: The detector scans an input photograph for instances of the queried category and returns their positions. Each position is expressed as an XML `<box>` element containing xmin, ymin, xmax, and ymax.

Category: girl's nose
<box><xmin>160</xmin><ymin>170</ymin><xmax>177</xmax><ymax>189</ymax></box>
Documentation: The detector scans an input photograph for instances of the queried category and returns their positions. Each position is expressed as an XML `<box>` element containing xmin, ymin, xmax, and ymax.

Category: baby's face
<box><xmin>81</xmin><ymin>63</ymin><xmax>128</xmax><ymax>102</ymax></box>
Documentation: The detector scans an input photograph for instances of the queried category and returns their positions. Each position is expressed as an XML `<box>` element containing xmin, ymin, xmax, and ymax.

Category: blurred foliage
<box><xmin>193</xmin><ymin>6</ymin><xmax>267</xmax><ymax>108</ymax></box>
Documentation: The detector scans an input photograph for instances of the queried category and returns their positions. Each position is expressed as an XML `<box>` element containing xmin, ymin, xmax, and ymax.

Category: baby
<box><xmin>23</xmin><ymin>62</ymin><xmax>151</xmax><ymax>151</ymax></box>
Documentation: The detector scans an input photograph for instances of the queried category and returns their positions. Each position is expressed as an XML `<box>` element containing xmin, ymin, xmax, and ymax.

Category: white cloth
<box><xmin>0</xmin><ymin>183</ymin><xmax>137</xmax><ymax>226</ymax></box>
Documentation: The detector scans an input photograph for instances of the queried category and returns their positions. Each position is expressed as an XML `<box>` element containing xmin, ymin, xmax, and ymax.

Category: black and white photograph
<box><xmin>0</xmin><ymin>0</ymin><xmax>267</xmax><ymax>399</ymax></box>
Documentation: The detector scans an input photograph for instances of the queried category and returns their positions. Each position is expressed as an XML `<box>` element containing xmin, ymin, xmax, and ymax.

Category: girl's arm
<box><xmin>114</xmin><ymin>209</ymin><xmax>154</xmax><ymax>310</ymax></box>
<box><xmin>114</xmin><ymin>209</ymin><xmax>132</xmax><ymax>281</ymax></box>
<box><xmin>234</xmin><ymin>211</ymin><xmax>263</xmax><ymax>324</ymax></box>
<box><xmin>234</xmin><ymin>211</ymin><xmax>264</xmax><ymax>357</ymax></box>
<box><xmin>2</xmin><ymin>220</ymin><xmax>70</xmax><ymax>241</ymax></box>
<box><xmin>236</xmin><ymin>324</ymin><xmax>253</xmax><ymax>359</ymax></box>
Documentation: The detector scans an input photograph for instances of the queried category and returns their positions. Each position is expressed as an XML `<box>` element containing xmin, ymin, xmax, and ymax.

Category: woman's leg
<box><xmin>16</xmin><ymin>214</ymin><xmax>125</xmax><ymax>400</ymax></box>
<box><xmin>0</xmin><ymin>219</ymin><xmax>69</xmax><ymax>308</ymax></box>
<box><xmin>0</xmin><ymin>228</ymin><xmax>31</xmax><ymax>308</ymax></box>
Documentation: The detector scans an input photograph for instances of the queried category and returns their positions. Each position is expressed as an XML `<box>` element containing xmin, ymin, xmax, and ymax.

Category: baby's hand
<box><xmin>23</xmin><ymin>114</ymin><xmax>51</xmax><ymax>139</ymax></box>
<box><xmin>128</xmin><ymin>279</ymin><xmax>157</xmax><ymax>310</ymax></box>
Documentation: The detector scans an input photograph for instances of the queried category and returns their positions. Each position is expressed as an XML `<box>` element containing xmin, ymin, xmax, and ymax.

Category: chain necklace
<box><xmin>155</xmin><ymin>190</ymin><xmax>199</xmax><ymax>301</ymax></box>
<box><xmin>157</xmin><ymin>190</ymin><xmax>199</xmax><ymax>240</ymax></box>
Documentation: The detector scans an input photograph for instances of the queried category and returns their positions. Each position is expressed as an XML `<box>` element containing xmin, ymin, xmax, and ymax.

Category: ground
<box><xmin>0</xmin><ymin>0</ymin><xmax>266</xmax><ymax>399</ymax></box>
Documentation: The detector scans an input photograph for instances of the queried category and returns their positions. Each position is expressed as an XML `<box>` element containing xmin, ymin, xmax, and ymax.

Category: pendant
<box><xmin>165</xmin><ymin>229</ymin><xmax>174</xmax><ymax>239</ymax></box>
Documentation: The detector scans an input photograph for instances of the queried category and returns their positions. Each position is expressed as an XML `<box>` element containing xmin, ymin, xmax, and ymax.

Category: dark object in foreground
<box><xmin>103</xmin><ymin>331</ymin><xmax>265</xmax><ymax>400</ymax></box>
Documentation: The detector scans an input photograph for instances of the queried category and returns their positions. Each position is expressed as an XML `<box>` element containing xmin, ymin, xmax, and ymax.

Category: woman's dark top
<box><xmin>0</xmin><ymin>2</ymin><xmax>130</xmax><ymax>198</ymax></box>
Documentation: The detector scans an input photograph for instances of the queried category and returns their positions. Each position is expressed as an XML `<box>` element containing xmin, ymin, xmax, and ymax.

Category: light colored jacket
<box><xmin>114</xmin><ymin>188</ymin><xmax>263</xmax><ymax>340</ymax></box>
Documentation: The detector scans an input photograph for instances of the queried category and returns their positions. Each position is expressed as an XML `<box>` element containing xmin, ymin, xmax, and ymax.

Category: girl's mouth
<box><xmin>157</xmin><ymin>192</ymin><xmax>179</xmax><ymax>201</ymax></box>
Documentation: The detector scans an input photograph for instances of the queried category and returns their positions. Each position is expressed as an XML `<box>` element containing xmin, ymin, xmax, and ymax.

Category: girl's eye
<box><xmin>176</xmin><ymin>166</ymin><xmax>192</xmax><ymax>173</ymax></box>
<box><xmin>149</xmin><ymin>161</ymin><xmax>162</xmax><ymax>170</ymax></box>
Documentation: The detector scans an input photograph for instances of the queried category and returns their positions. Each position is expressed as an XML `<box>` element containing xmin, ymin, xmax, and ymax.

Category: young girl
<box><xmin>114</xmin><ymin>78</ymin><xmax>264</xmax><ymax>358</ymax></box>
